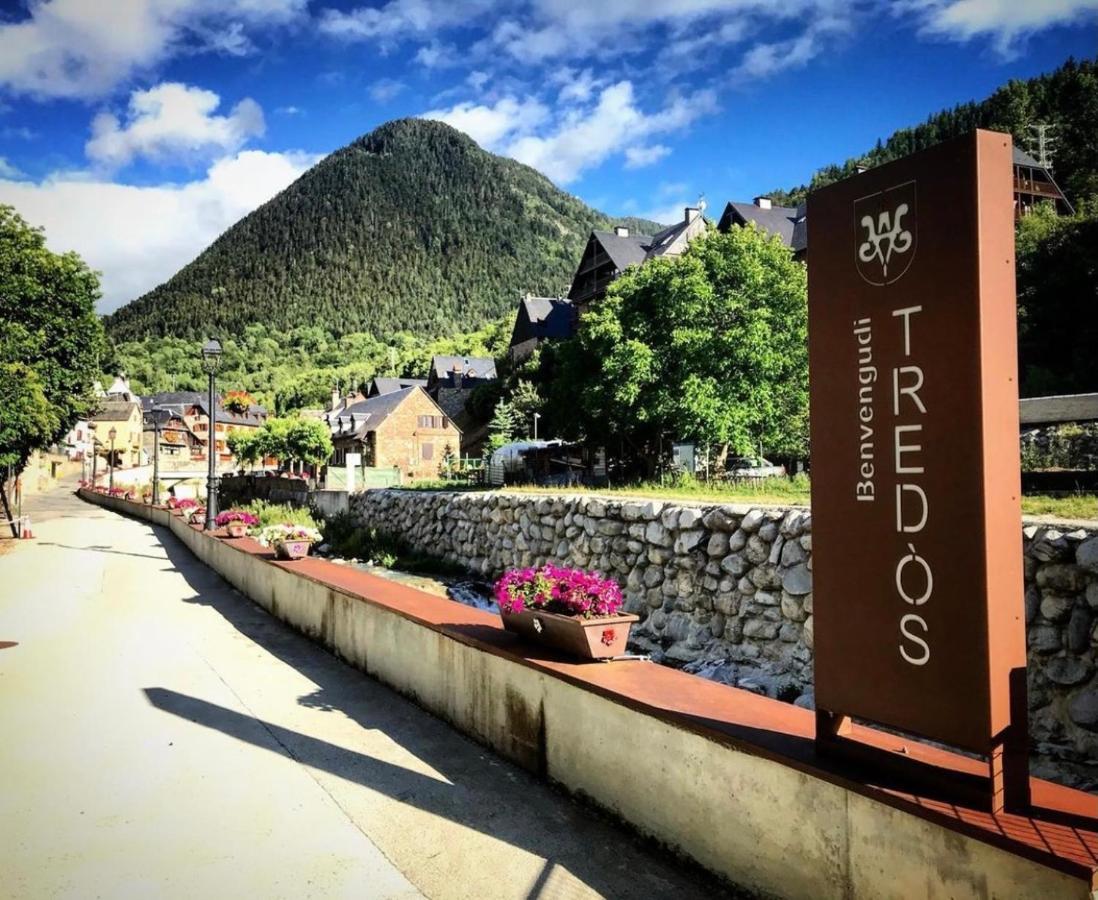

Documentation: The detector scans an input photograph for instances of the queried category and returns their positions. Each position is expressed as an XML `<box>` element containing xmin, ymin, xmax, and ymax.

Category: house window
<box><xmin>418</xmin><ymin>415</ymin><xmax>447</xmax><ymax>429</ymax></box>
<box><xmin>421</xmin><ymin>443</ymin><xmax>434</xmax><ymax>461</ymax></box>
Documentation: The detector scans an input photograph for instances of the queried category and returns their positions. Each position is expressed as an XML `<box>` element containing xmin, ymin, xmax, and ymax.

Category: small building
<box><xmin>327</xmin><ymin>386</ymin><xmax>462</xmax><ymax>481</ymax></box>
<box><xmin>567</xmin><ymin>207</ymin><xmax>708</xmax><ymax>309</ymax></box>
<box><xmin>90</xmin><ymin>400</ymin><xmax>144</xmax><ymax>468</ymax></box>
<box><xmin>426</xmin><ymin>355</ymin><xmax>498</xmax><ymax>456</ymax></box>
<box><xmin>1013</xmin><ymin>146</ymin><xmax>1073</xmax><ymax>219</ymax></box>
<box><xmin>146</xmin><ymin>394</ymin><xmax>267</xmax><ymax>469</ymax></box>
<box><xmin>142</xmin><ymin>410</ymin><xmax>199</xmax><ymax>466</ymax></box>
<box><xmin>507</xmin><ymin>294</ymin><xmax>576</xmax><ymax>363</ymax></box>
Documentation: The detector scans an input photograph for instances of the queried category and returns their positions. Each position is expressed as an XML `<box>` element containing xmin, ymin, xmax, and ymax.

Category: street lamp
<box><xmin>108</xmin><ymin>426</ymin><xmax>117</xmax><ymax>492</ymax></box>
<box><xmin>533</xmin><ymin>412</ymin><xmax>541</xmax><ymax>441</ymax></box>
<box><xmin>89</xmin><ymin>422</ymin><xmax>98</xmax><ymax>487</ymax></box>
<box><xmin>201</xmin><ymin>338</ymin><xmax>223</xmax><ymax>530</ymax></box>
<box><xmin>145</xmin><ymin>406</ymin><xmax>169</xmax><ymax>504</ymax></box>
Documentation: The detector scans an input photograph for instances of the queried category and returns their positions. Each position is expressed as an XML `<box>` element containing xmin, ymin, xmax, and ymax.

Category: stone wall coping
<box><xmin>366</xmin><ymin>487</ymin><xmax>1098</xmax><ymax>530</ymax></box>
<box><xmin>80</xmin><ymin>487</ymin><xmax>1098</xmax><ymax>887</ymax></box>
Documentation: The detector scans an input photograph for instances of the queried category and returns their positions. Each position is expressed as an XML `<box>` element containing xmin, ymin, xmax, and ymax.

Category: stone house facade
<box><xmin>328</xmin><ymin>387</ymin><xmax>461</xmax><ymax>481</ymax></box>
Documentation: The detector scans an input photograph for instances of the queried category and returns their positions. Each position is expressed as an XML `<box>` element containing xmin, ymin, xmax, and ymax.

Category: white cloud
<box><xmin>369</xmin><ymin>78</ymin><xmax>407</xmax><ymax>103</ymax></box>
<box><xmin>902</xmin><ymin>0</ymin><xmax>1098</xmax><ymax>54</ymax></box>
<box><xmin>624</xmin><ymin>144</ymin><xmax>671</xmax><ymax>169</ymax></box>
<box><xmin>426</xmin><ymin>80</ymin><xmax>715</xmax><ymax>183</ymax></box>
<box><xmin>319</xmin><ymin>0</ymin><xmax>493</xmax><ymax>41</ymax></box>
<box><xmin>0</xmin><ymin>149</ymin><xmax>321</xmax><ymax>313</ymax></box>
<box><xmin>414</xmin><ymin>40</ymin><xmax>459</xmax><ymax>69</ymax></box>
<box><xmin>0</xmin><ymin>157</ymin><xmax>23</xmax><ymax>179</ymax></box>
<box><xmin>0</xmin><ymin>0</ymin><xmax>307</xmax><ymax>99</ymax></box>
<box><xmin>85</xmin><ymin>83</ymin><xmax>265</xmax><ymax>168</ymax></box>
<box><xmin>422</xmin><ymin>96</ymin><xmax>550</xmax><ymax>150</ymax></box>
<box><xmin>733</xmin><ymin>15</ymin><xmax>848</xmax><ymax>79</ymax></box>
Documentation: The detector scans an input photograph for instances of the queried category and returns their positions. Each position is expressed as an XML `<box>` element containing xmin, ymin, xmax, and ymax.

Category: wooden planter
<box><xmin>500</xmin><ymin>608</ymin><xmax>639</xmax><ymax>660</ymax></box>
<box><xmin>274</xmin><ymin>540</ymin><xmax>311</xmax><ymax>560</ymax></box>
<box><xmin>225</xmin><ymin>521</ymin><xmax>249</xmax><ymax>538</ymax></box>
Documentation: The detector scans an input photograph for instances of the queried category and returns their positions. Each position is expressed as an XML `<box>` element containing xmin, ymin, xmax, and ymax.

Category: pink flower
<box><xmin>493</xmin><ymin>565</ymin><xmax>624</xmax><ymax>619</ymax></box>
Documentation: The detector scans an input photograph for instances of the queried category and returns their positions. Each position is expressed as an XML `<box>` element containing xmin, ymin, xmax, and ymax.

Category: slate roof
<box><xmin>330</xmin><ymin>386</ymin><xmax>416</xmax><ymax>438</ymax></box>
<box><xmin>370</xmin><ymin>377</ymin><xmax>428</xmax><ymax>396</ymax></box>
<box><xmin>142</xmin><ymin>392</ymin><xmax>205</xmax><ymax>412</ymax></box>
<box><xmin>92</xmin><ymin>400</ymin><xmax>141</xmax><ymax>422</ymax></box>
<box><xmin>429</xmin><ymin>355</ymin><xmax>498</xmax><ymax>382</ymax></box>
<box><xmin>1013</xmin><ymin>146</ymin><xmax>1041</xmax><ymax>168</ymax></box>
<box><xmin>719</xmin><ymin>201</ymin><xmax>800</xmax><ymax>247</ymax></box>
<box><xmin>589</xmin><ymin>230</ymin><xmax>649</xmax><ymax>270</ymax></box>
<box><xmin>519</xmin><ymin>296</ymin><xmax>575</xmax><ymax>340</ymax></box>
<box><xmin>1019</xmin><ymin>393</ymin><xmax>1098</xmax><ymax>426</ymax></box>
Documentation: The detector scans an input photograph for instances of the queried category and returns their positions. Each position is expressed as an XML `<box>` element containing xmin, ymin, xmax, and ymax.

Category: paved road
<box><xmin>0</xmin><ymin>487</ymin><xmax>733</xmax><ymax>900</ymax></box>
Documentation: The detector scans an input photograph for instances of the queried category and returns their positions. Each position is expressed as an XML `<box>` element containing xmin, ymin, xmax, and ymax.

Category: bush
<box><xmin>240</xmin><ymin>499</ymin><xmax>318</xmax><ymax>530</ymax></box>
<box><xmin>319</xmin><ymin>511</ymin><xmax>467</xmax><ymax>574</ymax></box>
<box><xmin>494</xmin><ymin>565</ymin><xmax>624</xmax><ymax>618</ymax></box>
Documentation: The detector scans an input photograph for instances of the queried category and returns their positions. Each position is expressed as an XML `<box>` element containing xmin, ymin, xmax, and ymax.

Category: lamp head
<box><xmin>201</xmin><ymin>338</ymin><xmax>223</xmax><ymax>374</ymax></box>
<box><xmin>109</xmin><ymin>426</ymin><xmax>117</xmax><ymax>441</ymax></box>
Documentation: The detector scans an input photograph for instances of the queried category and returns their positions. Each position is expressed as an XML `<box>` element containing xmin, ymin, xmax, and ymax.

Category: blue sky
<box><xmin>0</xmin><ymin>0</ymin><xmax>1095</xmax><ymax>314</ymax></box>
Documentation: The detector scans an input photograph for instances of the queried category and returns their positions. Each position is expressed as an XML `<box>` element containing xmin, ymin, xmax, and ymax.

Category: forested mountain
<box><xmin>105</xmin><ymin>118</ymin><xmax>662</xmax><ymax>342</ymax></box>
<box><xmin>768</xmin><ymin>57</ymin><xmax>1098</xmax><ymax>207</ymax></box>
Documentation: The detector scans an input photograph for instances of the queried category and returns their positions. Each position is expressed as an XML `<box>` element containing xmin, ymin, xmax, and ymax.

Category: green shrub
<box><xmin>241</xmin><ymin>500</ymin><xmax>318</xmax><ymax>530</ymax></box>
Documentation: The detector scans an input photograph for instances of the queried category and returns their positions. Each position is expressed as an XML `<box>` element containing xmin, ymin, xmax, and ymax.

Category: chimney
<box><xmin>450</xmin><ymin>363</ymin><xmax>462</xmax><ymax>388</ymax></box>
<box><xmin>614</xmin><ymin>225</ymin><xmax>629</xmax><ymax>237</ymax></box>
<box><xmin>331</xmin><ymin>385</ymin><xmax>341</xmax><ymax>412</ymax></box>
<box><xmin>685</xmin><ymin>207</ymin><xmax>700</xmax><ymax>223</ymax></box>
<box><xmin>753</xmin><ymin>197</ymin><xmax>772</xmax><ymax>210</ymax></box>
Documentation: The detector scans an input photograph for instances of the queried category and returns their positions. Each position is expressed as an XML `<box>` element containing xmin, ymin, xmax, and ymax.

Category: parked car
<box><xmin>724</xmin><ymin>456</ymin><xmax>785</xmax><ymax>479</ymax></box>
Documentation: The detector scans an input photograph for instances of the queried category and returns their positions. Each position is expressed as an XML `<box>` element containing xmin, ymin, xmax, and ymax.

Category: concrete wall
<box><xmin>350</xmin><ymin>490</ymin><xmax>1098</xmax><ymax>784</ymax></box>
<box><xmin>76</xmin><ymin>489</ymin><xmax>1092</xmax><ymax>899</ymax></box>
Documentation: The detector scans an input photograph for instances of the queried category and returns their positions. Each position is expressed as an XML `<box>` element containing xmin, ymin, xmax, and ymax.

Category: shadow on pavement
<box><xmin>151</xmin><ymin>529</ymin><xmax>739</xmax><ymax>900</ymax></box>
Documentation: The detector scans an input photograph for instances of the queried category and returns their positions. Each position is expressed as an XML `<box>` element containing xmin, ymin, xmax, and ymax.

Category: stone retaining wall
<box><xmin>351</xmin><ymin>489</ymin><xmax>1098</xmax><ymax>782</ymax></box>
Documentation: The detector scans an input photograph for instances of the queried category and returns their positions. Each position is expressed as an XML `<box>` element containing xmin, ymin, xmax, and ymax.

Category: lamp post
<box><xmin>108</xmin><ymin>426</ymin><xmax>117</xmax><ymax>491</ymax></box>
<box><xmin>89</xmin><ymin>422</ymin><xmax>98</xmax><ymax>487</ymax></box>
<box><xmin>146</xmin><ymin>406</ymin><xmax>168</xmax><ymax>505</ymax></box>
<box><xmin>533</xmin><ymin>412</ymin><xmax>541</xmax><ymax>441</ymax></box>
<box><xmin>201</xmin><ymin>338</ymin><xmax>223</xmax><ymax>530</ymax></box>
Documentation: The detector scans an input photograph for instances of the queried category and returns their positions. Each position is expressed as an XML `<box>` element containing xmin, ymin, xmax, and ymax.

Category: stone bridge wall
<box><xmin>351</xmin><ymin>489</ymin><xmax>1098</xmax><ymax>781</ymax></box>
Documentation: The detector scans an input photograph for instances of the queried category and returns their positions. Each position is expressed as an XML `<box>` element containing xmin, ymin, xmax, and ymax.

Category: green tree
<box><xmin>1016</xmin><ymin>201</ymin><xmax>1098</xmax><ymax>395</ymax></box>
<box><xmin>510</xmin><ymin>380</ymin><xmax>543</xmax><ymax>439</ymax></box>
<box><xmin>226</xmin><ymin>429</ymin><xmax>262</xmax><ymax>470</ymax></box>
<box><xmin>284</xmin><ymin>417</ymin><xmax>334</xmax><ymax>467</ymax></box>
<box><xmin>0</xmin><ymin>205</ymin><xmax>106</xmax><ymax>473</ymax></box>
<box><xmin>551</xmin><ymin>226</ymin><xmax>808</xmax><ymax>466</ymax></box>
<box><xmin>486</xmin><ymin>399</ymin><xmax>521</xmax><ymax>452</ymax></box>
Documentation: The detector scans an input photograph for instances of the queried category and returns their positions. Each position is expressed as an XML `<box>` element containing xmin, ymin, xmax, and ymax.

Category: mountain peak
<box><xmin>105</xmin><ymin>118</ymin><xmax>663</xmax><ymax>342</ymax></box>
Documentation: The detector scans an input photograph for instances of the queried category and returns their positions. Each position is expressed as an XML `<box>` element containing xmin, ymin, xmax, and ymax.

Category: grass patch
<box><xmin>1020</xmin><ymin>494</ymin><xmax>1098</xmax><ymax>520</ymax></box>
<box><xmin>396</xmin><ymin>475</ymin><xmax>1097</xmax><ymax>520</ymax></box>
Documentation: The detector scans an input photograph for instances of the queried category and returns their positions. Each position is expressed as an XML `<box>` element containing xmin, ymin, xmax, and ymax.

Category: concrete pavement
<box><xmin>0</xmin><ymin>487</ymin><xmax>734</xmax><ymax>900</ymax></box>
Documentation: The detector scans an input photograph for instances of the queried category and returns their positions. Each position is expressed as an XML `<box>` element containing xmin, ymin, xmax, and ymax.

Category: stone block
<box><xmin>1067</xmin><ymin>606</ymin><xmax>1092</xmax><ymax>654</ymax></box>
<box><xmin>1036</xmin><ymin>563</ymin><xmax>1086</xmax><ymax>593</ymax></box>
<box><xmin>740</xmin><ymin>509</ymin><xmax>765</xmax><ymax>533</ymax></box>
<box><xmin>702</xmin><ymin>508</ymin><xmax>738</xmax><ymax>532</ymax></box>
<box><xmin>1039</xmin><ymin>593</ymin><xmax>1074</xmax><ymax>623</ymax></box>
<box><xmin>719</xmin><ymin>553</ymin><xmax>748</xmax><ymax>577</ymax></box>
<box><xmin>1047</xmin><ymin>657</ymin><xmax>1092</xmax><ymax>687</ymax></box>
<box><xmin>707</xmin><ymin>532</ymin><xmax>730</xmax><ymax>557</ymax></box>
<box><xmin>1079</xmin><ymin>536</ymin><xmax>1098</xmax><ymax>573</ymax></box>
<box><xmin>1028</xmin><ymin>625</ymin><xmax>1062</xmax><ymax>653</ymax></box>
<box><xmin>742</xmin><ymin>619</ymin><xmax>780</xmax><ymax>640</ymax></box>
<box><xmin>781</xmin><ymin>563</ymin><xmax>812</xmax><ymax>596</ymax></box>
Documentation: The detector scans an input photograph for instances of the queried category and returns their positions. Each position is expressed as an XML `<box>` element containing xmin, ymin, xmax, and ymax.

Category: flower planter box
<box><xmin>225</xmin><ymin>522</ymin><xmax>250</xmax><ymax>538</ymax></box>
<box><xmin>274</xmin><ymin>540</ymin><xmax>312</xmax><ymax>561</ymax></box>
<box><xmin>500</xmin><ymin>608</ymin><xmax>639</xmax><ymax>660</ymax></box>
<box><xmin>189</xmin><ymin>510</ymin><xmax>206</xmax><ymax>526</ymax></box>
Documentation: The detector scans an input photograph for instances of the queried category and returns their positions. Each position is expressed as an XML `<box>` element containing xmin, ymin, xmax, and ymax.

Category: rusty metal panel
<box><xmin>807</xmin><ymin>130</ymin><xmax>1027</xmax><ymax>753</ymax></box>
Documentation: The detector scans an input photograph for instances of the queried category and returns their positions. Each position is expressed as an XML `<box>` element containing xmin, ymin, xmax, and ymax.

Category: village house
<box><xmin>716</xmin><ymin>196</ymin><xmax>807</xmax><ymax>258</ymax></box>
<box><xmin>142</xmin><ymin>391</ymin><xmax>268</xmax><ymax>469</ymax></box>
<box><xmin>90</xmin><ymin>400</ymin><xmax>144</xmax><ymax>469</ymax></box>
<box><xmin>424</xmin><ymin>355</ymin><xmax>497</xmax><ymax>456</ymax></box>
<box><xmin>567</xmin><ymin>206</ymin><xmax>708</xmax><ymax>310</ymax></box>
<box><xmin>326</xmin><ymin>386</ymin><xmax>461</xmax><ymax>481</ymax></box>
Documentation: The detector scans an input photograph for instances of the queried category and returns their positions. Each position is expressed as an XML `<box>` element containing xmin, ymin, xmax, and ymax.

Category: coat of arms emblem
<box><xmin>854</xmin><ymin>180</ymin><xmax>917</xmax><ymax>286</ymax></box>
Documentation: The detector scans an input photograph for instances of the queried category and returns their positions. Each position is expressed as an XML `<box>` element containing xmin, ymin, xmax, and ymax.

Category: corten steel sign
<box><xmin>807</xmin><ymin>131</ymin><xmax>1027</xmax><ymax>800</ymax></box>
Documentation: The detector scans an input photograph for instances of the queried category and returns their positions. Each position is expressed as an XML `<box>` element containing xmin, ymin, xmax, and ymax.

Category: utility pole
<box><xmin>1027</xmin><ymin>124</ymin><xmax>1057</xmax><ymax>171</ymax></box>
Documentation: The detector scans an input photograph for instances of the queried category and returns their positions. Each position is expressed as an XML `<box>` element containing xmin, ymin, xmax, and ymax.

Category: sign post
<box><xmin>807</xmin><ymin>130</ymin><xmax>1029</xmax><ymax>812</ymax></box>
